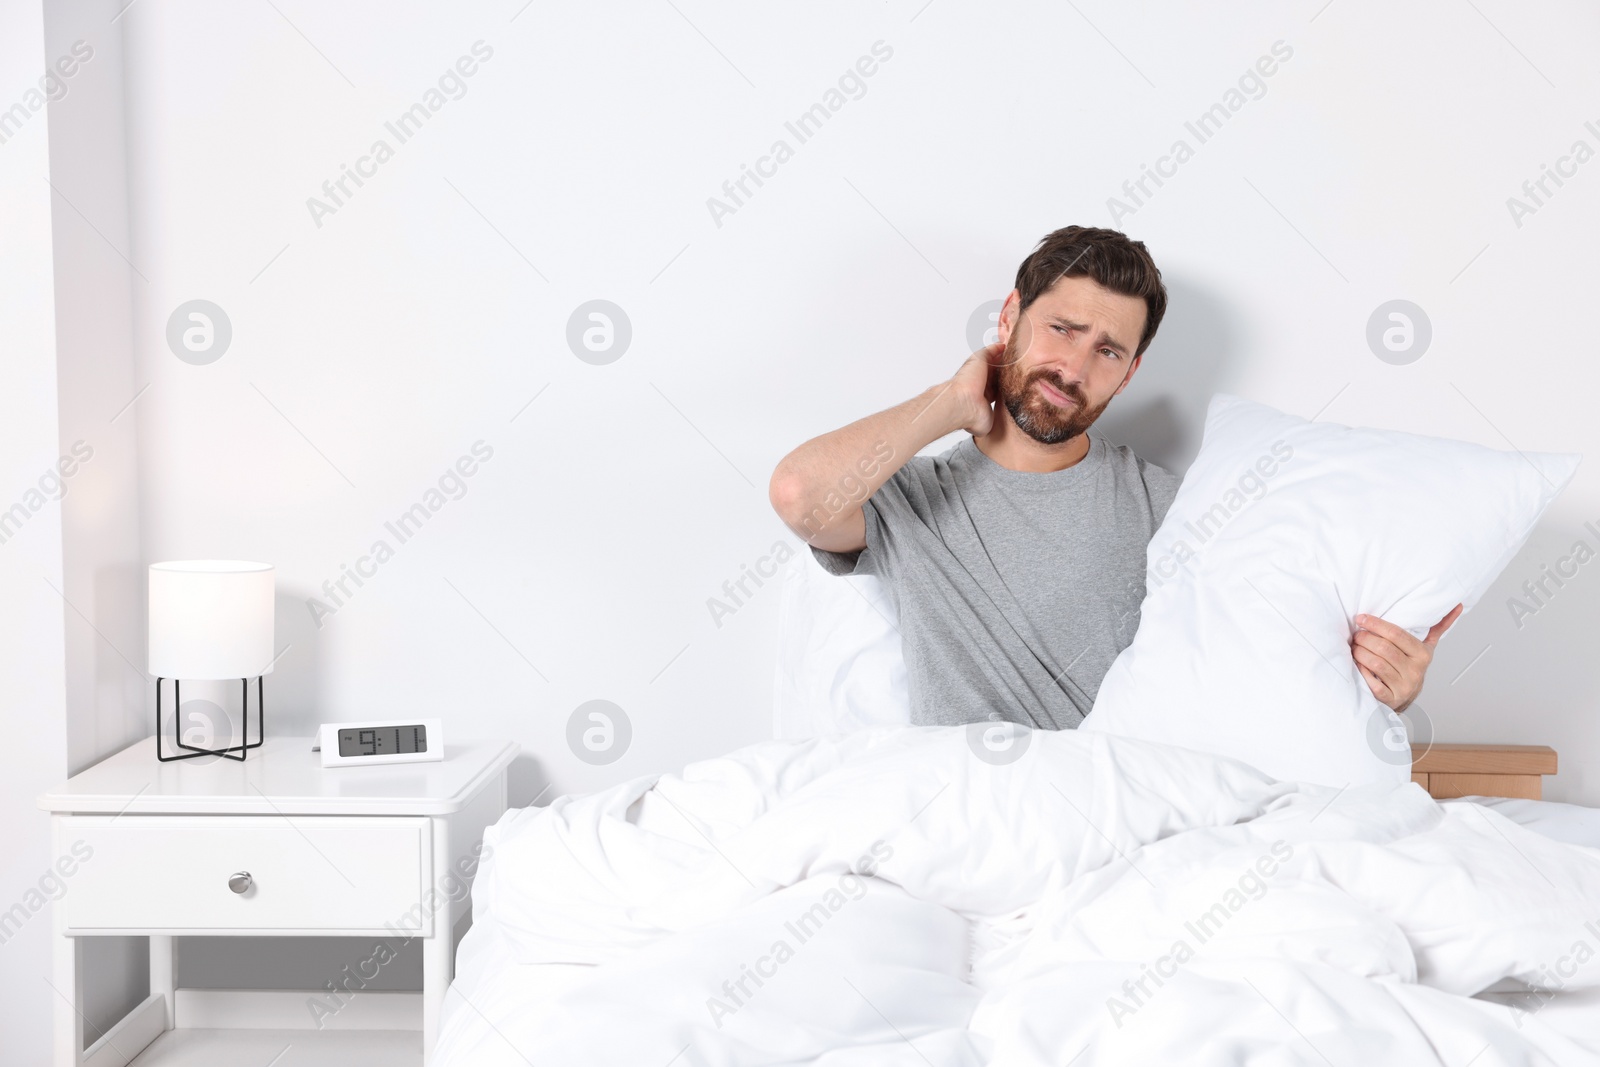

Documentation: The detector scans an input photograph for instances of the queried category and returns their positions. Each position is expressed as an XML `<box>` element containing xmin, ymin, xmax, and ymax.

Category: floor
<box><xmin>124</xmin><ymin>1028</ymin><xmax>421</xmax><ymax>1066</ymax></box>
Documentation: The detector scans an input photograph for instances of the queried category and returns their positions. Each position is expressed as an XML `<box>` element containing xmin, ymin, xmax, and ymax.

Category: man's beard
<box><xmin>996</xmin><ymin>357</ymin><xmax>1113</xmax><ymax>445</ymax></box>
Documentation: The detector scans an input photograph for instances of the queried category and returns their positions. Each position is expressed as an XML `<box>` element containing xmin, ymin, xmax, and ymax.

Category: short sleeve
<box><xmin>808</xmin><ymin>494</ymin><xmax>887</xmax><ymax>578</ymax></box>
<box><xmin>1142</xmin><ymin>462</ymin><xmax>1183</xmax><ymax>525</ymax></box>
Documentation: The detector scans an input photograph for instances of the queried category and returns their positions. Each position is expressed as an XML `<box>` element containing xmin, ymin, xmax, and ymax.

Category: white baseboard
<box><xmin>84</xmin><ymin>992</ymin><xmax>166</xmax><ymax>1067</ymax></box>
<box><xmin>174</xmin><ymin>988</ymin><xmax>422</xmax><ymax>1031</ymax></box>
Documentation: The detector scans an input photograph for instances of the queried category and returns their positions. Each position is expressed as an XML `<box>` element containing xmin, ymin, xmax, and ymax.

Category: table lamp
<box><xmin>148</xmin><ymin>560</ymin><xmax>275</xmax><ymax>762</ymax></box>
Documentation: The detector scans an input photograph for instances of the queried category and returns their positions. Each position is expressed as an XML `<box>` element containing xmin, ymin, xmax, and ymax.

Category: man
<box><xmin>769</xmin><ymin>225</ymin><xmax>1459</xmax><ymax>729</ymax></box>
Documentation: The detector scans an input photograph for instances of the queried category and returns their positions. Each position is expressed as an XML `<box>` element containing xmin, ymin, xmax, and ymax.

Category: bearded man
<box><xmin>768</xmin><ymin>225</ymin><xmax>1455</xmax><ymax>729</ymax></box>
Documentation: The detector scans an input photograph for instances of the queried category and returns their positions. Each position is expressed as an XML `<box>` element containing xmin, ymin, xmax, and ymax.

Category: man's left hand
<box><xmin>1351</xmin><ymin>604</ymin><xmax>1464</xmax><ymax>713</ymax></box>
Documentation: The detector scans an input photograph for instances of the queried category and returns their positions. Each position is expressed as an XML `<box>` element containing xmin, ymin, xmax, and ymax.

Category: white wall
<box><xmin>0</xmin><ymin>2</ymin><xmax>71</xmax><ymax>1061</ymax></box>
<box><xmin>109</xmin><ymin>0</ymin><xmax>1599</xmax><ymax>804</ymax></box>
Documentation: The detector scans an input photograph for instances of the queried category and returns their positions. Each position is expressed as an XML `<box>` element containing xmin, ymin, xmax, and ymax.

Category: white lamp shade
<box><xmin>148</xmin><ymin>561</ymin><xmax>275</xmax><ymax>679</ymax></box>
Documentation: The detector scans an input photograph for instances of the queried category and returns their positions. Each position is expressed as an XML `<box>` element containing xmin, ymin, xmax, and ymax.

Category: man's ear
<box><xmin>996</xmin><ymin>290</ymin><xmax>1021</xmax><ymax>347</ymax></box>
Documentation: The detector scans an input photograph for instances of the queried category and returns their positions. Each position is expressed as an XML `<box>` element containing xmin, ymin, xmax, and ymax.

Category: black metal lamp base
<box><xmin>155</xmin><ymin>677</ymin><xmax>265</xmax><ymax>762</ymax></box>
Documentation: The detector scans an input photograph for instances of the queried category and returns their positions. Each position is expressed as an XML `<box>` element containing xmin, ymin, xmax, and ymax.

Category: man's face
<box><xmin>994</xmin><ymin>274</ymin><xmax>1147</xmax><ymax>445</ymax></box>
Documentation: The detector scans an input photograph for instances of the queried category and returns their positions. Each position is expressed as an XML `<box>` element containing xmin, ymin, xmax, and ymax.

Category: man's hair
<box><xmin>1013</xmin><ymin>226</ymin><xmax>1167</xmax><ymax>358</ymax></box>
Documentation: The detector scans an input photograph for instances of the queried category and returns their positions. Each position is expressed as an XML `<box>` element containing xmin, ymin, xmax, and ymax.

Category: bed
<box><xmin>430</xmin><ymin>729</ymin><xmax>1600</xmax><ymax>1065</ymax></box>
<box><xmin>432</xmin><ymin>397</ymin><xmax>1599</xmax><ymax>1065</ymax></box>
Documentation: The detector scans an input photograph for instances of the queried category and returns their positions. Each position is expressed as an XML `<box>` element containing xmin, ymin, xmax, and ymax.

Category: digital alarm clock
<box><xmin>318</xmin><ymin>718</ymin><xmax>444</xmax><ymax>768</ymax></box>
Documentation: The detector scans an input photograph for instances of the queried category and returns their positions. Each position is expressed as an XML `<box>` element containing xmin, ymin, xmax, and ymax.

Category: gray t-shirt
<box><xmin>812</xmin><ymin>434</ymin><xmax>1180</xmax><ymax>730</ymax></box>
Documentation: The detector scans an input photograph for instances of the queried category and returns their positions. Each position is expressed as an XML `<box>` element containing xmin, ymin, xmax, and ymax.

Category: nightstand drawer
<box><xmin>58</xmin><ymin>815</ymin><xmax>432</xmax><ymax>934</ymax></box>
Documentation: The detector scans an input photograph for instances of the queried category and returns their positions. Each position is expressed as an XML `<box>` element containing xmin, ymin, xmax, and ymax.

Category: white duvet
<box><xmin>434</xmin><ymin>728</ymin><xmax>1600</xmax><ymax>1066</ymax></box>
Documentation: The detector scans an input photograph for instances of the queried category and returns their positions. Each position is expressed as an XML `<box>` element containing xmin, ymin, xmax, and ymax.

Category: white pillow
<box><xmin>1083</xmin><ymin>394</ymin><xmax>1580</xmax><ymax>788</ymax></box>
<box><xmin>772</xmin><ymin>548</ymin><xmax>910</xmax><ymax>739</ymax></box>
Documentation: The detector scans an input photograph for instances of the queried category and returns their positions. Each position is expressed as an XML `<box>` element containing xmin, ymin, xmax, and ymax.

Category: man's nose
<box><xmin>1042</xmin><ymin>340</ymin><xmax>1093</xmax><ymax>383</ymax></box>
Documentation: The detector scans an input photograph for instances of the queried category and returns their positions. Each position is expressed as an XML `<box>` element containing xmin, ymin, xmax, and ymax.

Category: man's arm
<box><xmin>768</xmin><ymin>343</ymin><xmax>1002</xmax><ymax>552</ymax></box>
<box><xmin>1352</xmin><ymin>604</ymin><xmax>1463</xmax><ymax>712</ymax></box>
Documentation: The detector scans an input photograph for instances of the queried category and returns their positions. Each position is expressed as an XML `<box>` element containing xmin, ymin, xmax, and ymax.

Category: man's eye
<box><xmin>1051</xmin><ymin>324</ymin><xmax>1068</xmax><ymax>334</ymax></box>
<box><xmin>1102</xmin><ymin>349</ymin><xmax>1121</xmax><ymax>359</ymax></box>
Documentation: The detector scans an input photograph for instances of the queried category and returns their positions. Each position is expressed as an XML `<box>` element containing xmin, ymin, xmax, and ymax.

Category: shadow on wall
<box><xmin>508</xmin><ymin>753</ymin><xmax>552</xmax><ymax>809</ymax></box>
<box><xmin>1426</xmin><ymin>502</ymin><xmax>1600</xmax><ymax>804</ymax></box>
<box><xmin>269</xmin><ymin>588</ymin><xmax>326</xmax><ymax>736</ymax></box>
<box><xmin>92</xmin><ymin>562</ymin><xmax>147</xmax><ymax>756</ymax></box>
<box><xmin>1094</xmin><ymin>274</ymin><xmax>1240</xmax><ymax>478</ymax></box>
<box><xmin>271</xmin><ymin>587</ymin><xmax>553</xmax><ymax>807</ymax></box>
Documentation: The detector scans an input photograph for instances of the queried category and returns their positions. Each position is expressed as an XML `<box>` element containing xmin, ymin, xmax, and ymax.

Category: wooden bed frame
<box><xmin>1411</xmin><ymin>743</ymin><xmax>1558</xmax><ymax>800</ymax></box>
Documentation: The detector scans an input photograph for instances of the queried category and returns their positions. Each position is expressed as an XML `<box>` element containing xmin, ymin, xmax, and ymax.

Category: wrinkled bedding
<box><xmin>434</xmin><ymin>727</ymin><xmax>1600</xmax><ymax>1065</ymax></box>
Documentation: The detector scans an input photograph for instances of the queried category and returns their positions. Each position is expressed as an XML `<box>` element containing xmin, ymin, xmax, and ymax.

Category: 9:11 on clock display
<box><xmin>338</xmin><ymin>725</ymin><xmax>428</xmax><ymax>757</ymax></box>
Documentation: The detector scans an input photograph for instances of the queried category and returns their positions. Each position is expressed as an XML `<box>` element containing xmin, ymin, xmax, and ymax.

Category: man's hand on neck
<box><xmin>769</xmin><ymin>340</ymin><xmax>1097</xmax><ymax>551</ymax></box>
<box><xmin>948</xmin><ymin>341</ymin><xmax>1093</xmax><ymax>475</ymax></box>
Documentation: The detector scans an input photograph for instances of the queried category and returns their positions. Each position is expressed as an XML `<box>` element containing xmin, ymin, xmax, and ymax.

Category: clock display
<box><xmin>338</xmin><ymin>725</ymin><xmax>427</xmax><ymax>758</ymax></box>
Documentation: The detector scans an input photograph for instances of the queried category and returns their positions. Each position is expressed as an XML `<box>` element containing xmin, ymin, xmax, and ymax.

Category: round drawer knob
<box><xmin>228</xmin><ymin>872</ymin><xmax>253</xmax><ymax>894</ymax></box>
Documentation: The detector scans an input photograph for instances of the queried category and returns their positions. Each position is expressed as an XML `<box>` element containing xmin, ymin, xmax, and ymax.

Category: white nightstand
<box><xmin>38</xmin><ymin>735</ymin><xmax>518</xmax><ymax>1067</ymax></box>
